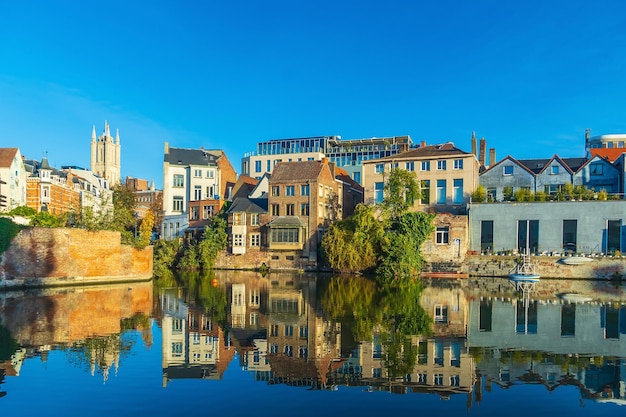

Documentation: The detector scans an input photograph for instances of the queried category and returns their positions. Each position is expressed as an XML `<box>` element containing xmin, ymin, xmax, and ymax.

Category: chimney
<box><xmin>164</xmin><ymin>141</ymin><xmax>169</xmax><ymax>154</ymax></box>
<box><xmin>471</xmin><ymin>131</ymin><xmax>477</xmax><ymax>157</ymax></box>
<box><xmin>420</xmin><ymin>141</ymin><xmax>426</xmax><ymax>147</ymax></box>
<box><xmin>489</xmin><ymin>148</ymin><xmax>496</xmax><ymax>167</ymax></box>
<box><xmin>479</xmin><ymin>137</ymin><xmax>486</xmax><ymax>168</ymax></box>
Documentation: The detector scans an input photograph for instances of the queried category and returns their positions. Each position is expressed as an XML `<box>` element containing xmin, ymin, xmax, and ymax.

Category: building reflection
<box><xmin>0</xmin><ymin>282</ymin><xmax>153</xmax><ymax>384</ymax></box>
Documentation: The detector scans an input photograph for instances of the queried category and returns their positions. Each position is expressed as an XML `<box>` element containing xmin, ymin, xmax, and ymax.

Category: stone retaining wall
<box><xmin>0</xmin><ymin>227</ymin><xmax>153</xmax><ymax>289</ymax></box>
<box><xmin>462</xmin><ymin>254</ymin><xmax>626</xmax><ymax>280</ymax></box>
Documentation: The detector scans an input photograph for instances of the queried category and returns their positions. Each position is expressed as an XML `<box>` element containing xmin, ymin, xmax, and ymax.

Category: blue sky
<box><xmin>2</xmin><ymin>0</ymin><xmax>626</xmax><ymax>188</ymax></box>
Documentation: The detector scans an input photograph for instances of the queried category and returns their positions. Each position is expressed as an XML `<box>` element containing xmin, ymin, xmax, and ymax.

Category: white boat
<box><xmin>560</xmin><ymin>256</ymin><xmax>593</xmax><ymax>265</ymax></box>
<box><xmin>559</xmin><ymin>293</ymin><xmax>593</xmax><ymax>303</ymax></box>
<box><xmin>508</xmin><ymin>252</ymin><xmax>540</xmax><ymax>282</ymax></box>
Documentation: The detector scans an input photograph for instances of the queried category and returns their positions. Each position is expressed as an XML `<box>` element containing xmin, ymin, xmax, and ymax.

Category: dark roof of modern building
<box><xmin>270</xmin><ymin>160</ymin><xmax>327</xmax><ymax>182</ymax></box>
<box><xmin>0</xmin><ymin>148</ymin><xmax>18</xmax><ymax>168</ymax></box>
<box><xmin>517</xmin><ymin>157</ymin><xmax>587</xmax><ymax>174</ymax></box>
<box><xmin>226</xmin><ymin>197</ymin><xmax>268</xmax><ymax>214</ymax></box>
<box><xmin>164</xmin><ymin>147</ymin><xmax>223</xmax><ymax>166</ymax></box>
<box><xmin>368</xmin><ymin>142</ymin><xmax>471</xmax><ymax>162</ymax></box>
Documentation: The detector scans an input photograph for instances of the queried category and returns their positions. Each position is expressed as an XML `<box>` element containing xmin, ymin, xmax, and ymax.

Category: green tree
<box><xmin>31</xmin><ymin>211</ymin><xmax>65</xmax><ymax>227</ymax></box>
<box><xmin>379</xmin><ymin>169</ymin><xmax>421</xmax><ymax>221</ymax></box>
<box><xmin>470</xmin><ymin>185</ymin><xmax>486</xmax><ymax>202</ymax></box>
<box><xmin>321</xmin><ymin>204</ymin><xmax>383</xmax><ymax>273</ymax></box>
<box><xmin>197</xmin><ymin>216</ymin><xmax>229</xmax><ymax>270</ymax></box>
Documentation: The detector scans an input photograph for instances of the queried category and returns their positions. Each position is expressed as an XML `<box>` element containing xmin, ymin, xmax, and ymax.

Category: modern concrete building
<box><xmin>241</xmin><ymin>135</ymin><xmax>412</xmax><ymax>184</ymax></box>
<box><xmin>362</xmin><ymin>142</ymin><xmax>480</xmax><ymax>214</ymax></box>
<box><xmin>468</xmin><ymin>200</ymin><xmax>626</xmax><ymax>255</ymax></box>
<box><xmin>90</xmin><ymin>121</ymin><xmax>121</xmax><ymax>186</ymax></box>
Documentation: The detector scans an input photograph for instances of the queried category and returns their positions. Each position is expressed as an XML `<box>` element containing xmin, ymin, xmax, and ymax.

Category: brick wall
<box><xmin>1</xmin><ymin>227</ymin><xmax>153</xmax><ymax>288</ymax></box>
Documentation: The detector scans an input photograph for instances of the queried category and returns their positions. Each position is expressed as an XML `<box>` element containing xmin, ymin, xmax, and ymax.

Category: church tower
<box><xmin>90</xmin><ymin>121</ymin><xmax>121</xmax><ymax>185</ymax></box>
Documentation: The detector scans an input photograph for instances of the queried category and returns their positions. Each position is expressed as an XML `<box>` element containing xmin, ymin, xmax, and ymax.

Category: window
<box><xmin>173</xmin><ymin>196</ymin><xmax>184</xmax><ymax>212</ymax></box>
<box><xmin>286</xmin><ymin>204</ymin><xmax>295</xmax><ymax>216</ymax></box>
<box><xmin>353</xmin><ymin>172</ymin><xmax>361</xmax><ymax>184</ymax></box>
<box><xmin>590</xmin><ymin>163</ymin><xmax>603</xmax><ymax>175</ymax></box>
<box><xmin>190</xmin><ymin>206</ymin><xmax>199</xmax><ymax>220</ymax></box>
<box><xmin>206</xmin><ymin>170</ymin><xmax>214</xmax><ymax>179</ymax></box>
<box><xmin>271</xmin><ymin>228</ymin><xmax>300</xmax><ymax>243</ymax></box>
<box><xmin>375</xmin><ymin>163</ymin><xmax>384</xmax><ymax>173</ymax></box>
<box><xmin>503</xmin><ymin>165</ymin><xmax>513</xmax><ymax>175</ymax></box>
<box><xmin>233</xmin><ymin>212</ymin><xmax>244</xmax><ymax>225</ymax></box>
<box><xmin>250</xmin><ymin>290</ymin><xmax>260</xmax><ymax>306</ymax></box>
<box><xmin>299</xmin><ymin>326</ymin><xmax>308</xmax><ymax>338</ymax></box>
<box><xmin>436</xmin><ymin>227</ymin><xmax>449</xmax><ymax>244</ymax></box>
<box><xmin>437</xmin><ymin>160</ymin><xmax>447</xmax><ymax>170</ymax></box>
<box><xmin>487</xmin><ymin>188</ymin><xmax>496</xmax><ymax>202</ymax></box>
<box><xmin>301</xmin><ymin>184</ymin><xmax>309</xmax><ymax>196</ymax></box>
<box><xmin>299</xmin><ymin>347</ymin><xmax>308</xmax><ymax>359</ymax></box>
<box><xmin>233</xmin><ymin>234</ymin><xmax>244</xmax><ymax>247</ymax></box>
<box><xmin>251</xmin><ymin>213</ymin><xmax>259</xmax><ymax>226</ymax></box>
<box><xmin>271</xmin><ymin>204</ymin><xmax>280</xmax><ymax>216</ymax></box>
<box><xmin>286</xmin><ymin>185</ymin><xmax>295</xmax><ymax>196</ymax></box>
<box><xmin>250</xmin><ymin>233</ymin><xmax>260</xmax><ymax>247</ymax></box>
<box><xmin>194</xmin><ymin>185</ymin><xmax>202</xmax><ymax>200</ymax></box>
<box><xmin>421</xmin><ymin>180</ymin><xmax>430</xmax><ymax>204</ymax></box>
<box><xmin>271</xmin><ymin>186</ymin><xmax>280</xmax><ymax>197</ymax></box>
<box><xmin>453</xmin><ymin>179</ymin><xmax>463</xmax><ymax>204</ymax></box>
<box><xmin>203</xmin><ymin>205</ymin><xmax>214</xmax><ymax>219</ymax></box>
<box><xmin>391</xmin><ymin>162</ymin><xmax>399</xmax><ymax>170</ymax></box>
<box><xmin>205</xmin><ymin>185</ymin><xmax>214</xmax><ymax>199</ymax></box>
<box><xmin>405</xmin><ymin>162</ymin><xmax>415</xmax><ymax>171</ymax></box>
<box><xmin>434</xmin><ymin>305</ymin><xmax>448</xmax><ymax>323</ymax></box>
<box><xmin>253</xmin><ymin>161</ymin><xmax>261</xmax><ymax>173</ymax></box>
<box><xmin>270</xmin><ymin>325</ymin><xmax>279</xmax><ymax>337</ymax></box>
<box><xmin>285</xmin><ymin>325</ymin><xmax>294</xmax><ymax>337</ymax></box>
<box><xmin>266</xmin><ymin>160</ymin><xmax>271</xmax><ymax>172</ymax></box>
<box><xmin>284</xmin><ymin>345</ymin><xmax>293</xmax><ymax>357</ymax></box>
<box><xmin>194</xmin><ymin>169</ymin><xmax>202</xmax><ymax>178</ymax></box>
<box><xmin>453</xmin><ymin>159</ymin><xmax>463</xmax><ymax>170</ymax></box>
<box><xmin>544</xmin><ymin>184</ymin><xmax>562</xmax><ymax>196</ymax></box>
<box><xmin>375</xmin><ymin>182</ymin><xmax>384</xmax><ymax>204</ymax></box>
<box><xmin>421</xmin><ymin>161</ymin><xmax>430</xmax><ymax>171</ymax></box>
<box><xmin>481</xmin><ymin>220</ymin><xmax>494</xmax><ymax>252</ymax></box>
<box><xmin>551</xmin><ymin>166</ymin><xmax>559</xmax><ymax>174</ymax></box>
<box><xmin>300</xmin><ymin>203</ymin><xmax>309</xmax><ymax>216</ymax></box>
<box><xmin>436</xmin><ymin>179</ymin><xmax>446</xmax><ymax>204</ymax></box>
<box><xmin>173</xmin><ymin>174</ymin><xmax>184</xmax><ymax>187</ymax></box>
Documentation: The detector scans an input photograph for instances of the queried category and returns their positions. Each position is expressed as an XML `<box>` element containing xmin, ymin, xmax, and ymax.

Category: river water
<box><xmin>1</xmin><ymin>271</ymin><xmax>624</xmax><ymax>416</ymax></box>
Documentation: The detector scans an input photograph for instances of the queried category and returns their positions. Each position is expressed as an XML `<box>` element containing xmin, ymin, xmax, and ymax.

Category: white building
<box><xmin>0</xmin><ymin>148</ymin><xmax>27</xmax><ymax>211</ymax></box>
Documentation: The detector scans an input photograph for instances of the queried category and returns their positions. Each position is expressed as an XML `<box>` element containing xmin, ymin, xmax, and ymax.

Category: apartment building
<box><xmin>162</xmin><ymin>142</ymin><xmax>237</xmax><ymax>240</ymax></box>
<box><xmin>241</xmin><ymin>135</ymin><xmax>412</xmax><ymax>184</ymax></box>
<box><xmin>362</xmin><ymin>142</ymin><xmax>480</xmax><ymax>214</ymax></box>
<box><xmin>0</xmin><ymin>147</ymin><xmax>27</xmax><ymax>211</ymax></box>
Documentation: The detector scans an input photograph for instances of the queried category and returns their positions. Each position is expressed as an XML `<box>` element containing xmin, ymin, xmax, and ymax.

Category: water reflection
<box><xmin>1</xmin><ymin>272</ymin><xmax>625</xmax><ymax>410</ymax></box>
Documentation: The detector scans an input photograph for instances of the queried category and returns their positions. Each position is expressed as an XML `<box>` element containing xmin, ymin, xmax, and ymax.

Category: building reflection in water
<box><xmin>0</xmin><ymin>282</ymin><xmax>153</xmax><ymax>385</ymax></box>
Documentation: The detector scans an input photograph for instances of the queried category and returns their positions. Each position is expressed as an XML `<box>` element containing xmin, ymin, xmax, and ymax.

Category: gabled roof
<box><xmin>517</xmin><ymin>155</ymin><xmax>587</xmax><ymax>174</ymax></box>
<box><xmin>480</xmin><ymin>155</ymin><xmax>536</xmax><ymax>176</ymax></box>
<box><xmin>590</xmin><ymin>148</ymin><xmax>625</xmax><ymax>163</ymax></box>
<box><xmin>164</xmin><ymin>147</ymin><xmax>223</xmax><ymax>166</ymax></box>
<box><xmin>226</xmin><ymin>197</ymin><xmax>268</xmax><ymax>214</ymax></box>
<box><xmin>368</xmin><ymin>142</ymin><xmax>472</xmax><ymax>162</ymax></box>
<box><xmin>270</xmin><ymin>160</ymin><xmax>326</xmax><ymax>182</ymax></box>
<box><xmin>335</xmin><ymin>167</ymin><xmax>363</xmax><ymax>192</ymax></box>
<box><xmin>0</xmin><ymin>148</ymin><xmax>18</xmax><ymax>168</ymax></box>
<box><xmin>231</xmin><ymin>175</ymin><xmax>259</xmax><ymax>199</ymax></box>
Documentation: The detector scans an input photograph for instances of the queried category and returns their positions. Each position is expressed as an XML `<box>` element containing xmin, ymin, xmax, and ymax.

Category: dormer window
<box><xmin>551</xmin><ymin>166</ymin><xmax>559</xmax><ymax>175</ymax></box>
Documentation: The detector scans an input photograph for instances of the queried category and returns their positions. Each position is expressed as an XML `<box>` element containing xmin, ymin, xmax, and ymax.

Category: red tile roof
<box><xmin>0</xmin><ymin>148</ymin><xmax>18</xmax><ymax>168</ymax></box>
<box><xmin>590</xmin><ymin>148</ymin><xmax>625</xmax><ymax>163</ymax></box>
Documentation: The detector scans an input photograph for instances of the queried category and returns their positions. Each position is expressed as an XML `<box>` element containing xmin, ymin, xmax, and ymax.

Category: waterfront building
<box><xmin>90</xmin><ymin>121</ymin><xmax>121</xmax><ymax>186</ymax></box>
<box><xmin>479</xmin><ymin>154</ymin><xmax>619</xmax><ymax>201</ymax></box>
<box><xmin>241</xmin><ymin>135</ymin><xmax>412</xmax><ymax>184</ymax></box>
<box><xmin>361</xmin><ymin>142</ymin><xmax>479</xmax><ymax>215</ymax></box>
<box><xmin>468</xmin><ymin>200</ymin><xmax>626</xmax><ymax>255</ymax></box>
<box><xmin>0</xmin><ymin>148</ymin><xmax>27</xmax><ymax>212</ymax></box>
<box><xmin>161</xmin><ymin>142</ymin><xmax>237</xmax><ymax>240</ymax></box>
<box><xmin>125</xmin><ymin>177</ymin><xmax>163</xmax><ymax>226</ymax></box>
<box><xmin>25</xmin><ymin>157</ymin><xmax>81</xmax><ymax>215</ymax></box>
